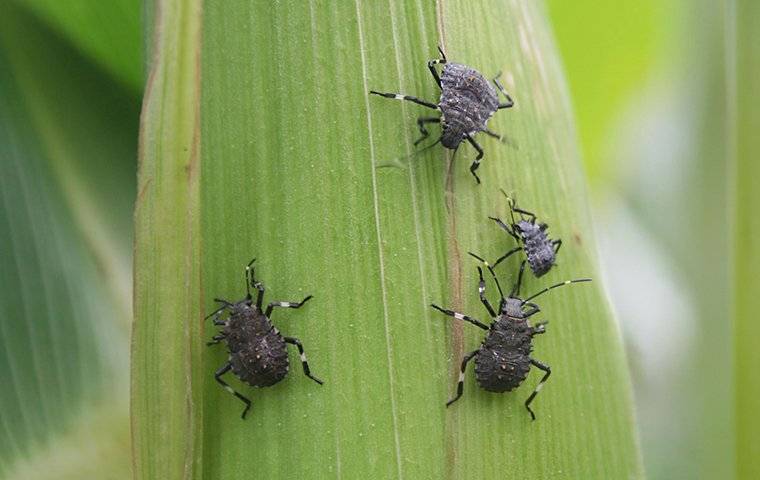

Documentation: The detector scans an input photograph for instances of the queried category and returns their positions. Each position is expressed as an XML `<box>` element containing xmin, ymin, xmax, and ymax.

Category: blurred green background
<box><xmin>0</xmin><ymin>0</ymin><xmax>751</xmax><ymax>478</ymax></box>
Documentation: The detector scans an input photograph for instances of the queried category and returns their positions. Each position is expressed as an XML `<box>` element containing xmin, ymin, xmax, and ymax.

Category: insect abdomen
<box><xmin>438</xmin><ymin>63</ymin><xmax>499</xmax><ymax>147</ymax></box>
<box><xmin>475</xmin><ymin>347</ymin><xmax>531</xmax><ymax>392</ymax></box>
<box><xmin>225</xmin><ymin>312</ymin><xmax>290</xmax><ymax>387</ymax></box>
<box><xmin>230</xmin><ymin>331</ymin><xmax>289</xmax><ymax>387</ymax></box>
<box><xmin>521</xmin><ymin>224</ymin><xmax>555</xmax><ymax>277</ymax></box>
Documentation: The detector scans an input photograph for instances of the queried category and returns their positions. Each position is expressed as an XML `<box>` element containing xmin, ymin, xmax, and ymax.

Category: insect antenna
<box><xmin>467</xmin><ymin>252</ymin><xmax>504</xmax><ymax>300</ymax></box>
<box><xmin>522</xmin><ymin>278</ymin><xmax>592</xmax><ymax>304</ymax></box>
<box><xmin>499</xmin><ymin>188</ymin><xmax>520</xmax><ymax>225</ymax></box>
<box><xmin>244</xmin><ymin>258</ymin><xmax>256</xmax><ymax>299</ymax></box>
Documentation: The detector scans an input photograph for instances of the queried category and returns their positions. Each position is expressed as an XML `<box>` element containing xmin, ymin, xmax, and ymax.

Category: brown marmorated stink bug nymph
<box><xmin>205</xmin><ymin>259</ymin><xmax>323</xmax><ymax>419</ymax></box>
<box><xmin>432</xmin><ymin>256</ymin><xmax>590</xmax><ymax>420</ymax></box>
<box><xmin>370</xmin><ymin>46</ymin><xmax>514</xmax><ymax>184</ymax></box>
<box><xmin>489</xmin><ymin>193</ymin><xmax>562</xmax><ymax>278</ymax></box>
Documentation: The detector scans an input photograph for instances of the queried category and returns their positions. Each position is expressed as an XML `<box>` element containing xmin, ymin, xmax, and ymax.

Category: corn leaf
<box><xmin>133</xmin><ymin>1</ymin><xmax>643</xmax><ymax>478</ymax></box>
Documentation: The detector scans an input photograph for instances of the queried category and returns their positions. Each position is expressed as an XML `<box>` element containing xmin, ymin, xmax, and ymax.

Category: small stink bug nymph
<box><xmin>205</xmin><ymin>259</ymin><xmax>323</xmax><ymax>419</ymax></box>
<box><xmin>490</xmin><ymin>194</ymin><xmax>561</xmax><ymax>278</ymax></box>
<box><xmin>370</xmin><ymin>46</ymin><xmax>514</xmax><ymax>184</ymax></box>
<box><xmin>431</xmin><ymin>256</ymin><xmax>590</xmax><ymax>420</ymax></box>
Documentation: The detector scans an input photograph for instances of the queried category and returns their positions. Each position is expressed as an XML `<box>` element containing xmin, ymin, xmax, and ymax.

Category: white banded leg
<box><xmin>465</xmin><ymin>134</ymin><xmax>484</xmax><ymax>184</ymax></box>
<box><xmin>265</xmin><ymin>295</ymin><xmax>313</xmax><ymax>317</ymax></box>
<box><xmin>369</xmin><ymin>91</ymin><xmax>439</xmax><ymax>110</ymax></box>
<box><xmin>427</xmin><ymin>48</ymin><xmax>447</xmax><ymax>87</ymax></box>
<box><xmin>244</xmin><ymin>259</ymin><xmax>266</xmax><ymax>309</ymax></box>
<box><xmin>284</xmin><ymin>336</ymin><xmax>323</xmax><ymax>385</ymax></box>
<box><xmin>431</xmin><ymin>304</ymin><xmax>489</xmax><ymax>330</ymax></box>
<box><xmin>525</xmin><ymin>359</ymin><xmax>551</xmax><ymax>421</ymax></box>
<box><xmin>446</xmin><ymin>350</ymin><xmax>478</xmax><ymax>407</ymax></box>
<box><xmin>215</xmin><ymin>362</ymin><xmax>252</xmax><ymax>419</ymax></box>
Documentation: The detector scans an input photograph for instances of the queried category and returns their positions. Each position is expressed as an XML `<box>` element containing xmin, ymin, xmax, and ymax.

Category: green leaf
<box><xmin>133</xmin><ymin>0</ymin><xmax>642</xmax><ymax>478</ymax></box>
<box><xmin>545</xmin><ymin>0</ymin><xmax>670</xmax><ymax>183</ymax></box>
<box><xmin>11</xmin><ymin>0</ymin><xmax>142</xmax><ymax>92</ymax></box>
<box><xmin>735</xmin><ymin>0</ymin><xmax>760</xmax><ymax>477</ymax></box>
<box><xmin>0</xmin><ymin>4</ymin><xmax>136</xmax><ymax>478</ymax></box>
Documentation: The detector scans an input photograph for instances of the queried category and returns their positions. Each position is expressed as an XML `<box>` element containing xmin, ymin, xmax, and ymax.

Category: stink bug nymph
<box><xmin>205</xmin><ymin>259</ymin><xmax>323</xmax><ymax>419</ymax></box>
<box><xmin>370</xmin><ymin>46</ymin><xmax>514</xmax><ymax>184</ymax></box>
<box><xmin>490</xmin><ymin>194</ymin><xmax>562</xmax><ymax>278</ymax></box>
<box><xmin>431</xmin><ymin>256</ymin><xmax>591</xmax><ymax>420</ymax></box>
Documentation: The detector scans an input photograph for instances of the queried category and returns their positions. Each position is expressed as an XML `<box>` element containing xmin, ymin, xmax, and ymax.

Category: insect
<box><xmin>431</xmin><ymin>255</ymin><xmax>591</xmax><ymax>420</ymax></box>
<box><xmin>205</xmin><ymin>258</ymin><xmax>323</xmax><ymax>419</ymax></box>
<box><xmin>489</xmin><ymin>194</ymin><xmax>561</xmax><ymax>278</ymax></box>
<box><xmin>370</xmin><ymin>46</ymin><xmax>514</xmax><ymax>184</ymax></box>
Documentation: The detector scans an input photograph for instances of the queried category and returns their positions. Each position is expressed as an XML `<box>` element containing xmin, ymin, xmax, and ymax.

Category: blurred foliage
<box><xmin>735</xmin><ymin>0</ymin><xmax>760</xmax><ymax>478</ymax></box>
<box><xmin>546</xmin><ymin>0</ymin><xmax>677</xmax><ymax>183</ymax></box>
<box><xmin>548</xmin><ymin>0</ymin><xmax>736</xmax><ymax>478</ymax></box>
<box><xmin>0</xmin><ymin>1</ymin><xmax>138</xmax><ymax>478</ymax></box>
<box><xmin>10</xmin><ymin>0</ymin><xmax>142</xmax><ymax>93</ymax></box>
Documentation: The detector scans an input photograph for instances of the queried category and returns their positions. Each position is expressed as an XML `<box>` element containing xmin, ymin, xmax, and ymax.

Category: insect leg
<box><xmin>523</xmin><ymin>302</ymin><xmax>541</xmax><ymax>318</ymax></box>
<box><xmin>532</xmin><ymin>321</ymin><xmax>548</xmax><ymax>335</ymax></box>
<box><xmin>492</xmin><ymin>246</ymin><xmax>523</xmax><ymax>269</ymax></box>
<box><xmin>552</xmin><ymin>239</ymin><xmax>562</xmax><ymax>254</ymax></box>
<box><xmin>446</xmin><ymin>350</ymin><xmax>478</xmax><ymax>407</ymax></box>
<box><xmin>465</xmin><ymin>134</ymin><xmax>484</xmax><ymax>184</ymax></box>
<box><xmin>483</xmin><ymin>128</ymin><xmax>505</xmax><ymax>142</ymax></box>
<box><xmin>245</xmin><ymin>259</ymin><xmax>266</xmax><ymax>309</ymax></box>
<box><xmin>215</xmin><ymin>362</ymin><xmax>252</xmax><ymax>419</ymax></box>
<box><xmin>265</xmin><ymin>295</ymin><xmax>313</xmax><ymax>318</ymax></box>
<box><xmin>430</xmin><ymin>304</ymin><xmax>489</xmax><ymax>330</ymax></box>
<box><xmin>414</xmin><ymin>117</ymin><xmax>441</xmax><ymax>145</ymax></box>
<box><xmin>427</xmin><ymin>48</ymin><xmax>447</xmax><ymax>87</ymax></box>
<box><xmin>525</xmin><ymin>359</ymin><xmax>551</xmax><ymax>421</ymax></box>
<box><xmin>511</xmin><ymin>206</ymin><xmax>537</xmax><ymax>223</ymax></box>
<box><xmin>493</xmin><ymin>75</ymin><xmax>514</xmax><ymax>109</ymax></box>
<box><xmin>284</xmin><ymin>336</ymin><xmax>324</xmax><ymax>385</ymax></box>
<box><xmin>489</xmin><ymin>216</ymin><xmax>520</xmax><ymax>241</ymax></box>
<box><xmin>206</xmin><ymin>333</ymin><xmax>226</xmax><ymax>346</ymax></box>
<box><xmin>475</xmin><ymin>266</ymin><xmax>497</xmax><ymax>317</ymax></box>
<box><xmin>205</xmin><ymin>301</ymin><xmax>230</xmax><ymax>322</ymax></box>
<box><xmin>369</xmin><ymin>91</ymin><xmax>439</xmax><ymax>110</ymax></box>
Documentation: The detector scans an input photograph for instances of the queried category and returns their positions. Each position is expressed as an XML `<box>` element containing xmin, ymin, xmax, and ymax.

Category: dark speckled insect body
<box><xmin>205</xmin><ymin>259</ymin><xmax>322</xmax><ymax>419</ymax></box>
<box><xmin>432</xmin><ymin>259</ymin><xmax>591</xmax><ymax>420</ymax></box>
<box><xmin>370</xmin><ymin>46</ymin><xmax>514</xmax><ymax>184</ymax></box>
<box><xmin>490</xmin><ymin>194</ymin><xmax>562</xmax><ymax>278</ymax></box>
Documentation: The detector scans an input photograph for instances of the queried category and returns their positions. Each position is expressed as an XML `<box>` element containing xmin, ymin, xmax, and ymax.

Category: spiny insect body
<box><xmin>370</xmin><ymin>46</ymin><xmax>514</xmax><ymax>184</ymax></box>
<box><xmin>432</xmin><ymin>256</ymin><xmax>590</xmax><ymax>420</ymax></box>
<box><xmin>205</xmin><ymin>259</ymin><xmax>322</xmax><ymax>419</ymax></box>
<box><xmin>490</xmin><ymin>194</ymin><xmax>561</xmax><ymax>278</ymax></box>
